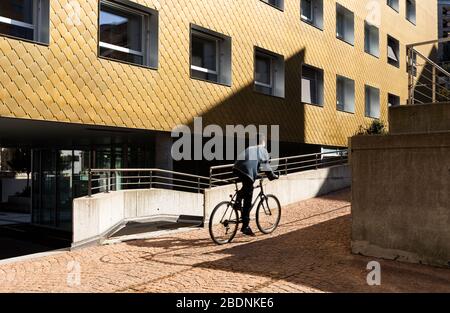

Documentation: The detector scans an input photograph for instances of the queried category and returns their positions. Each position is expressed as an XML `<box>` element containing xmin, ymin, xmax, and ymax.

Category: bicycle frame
<box><xmin>209</xmin><ymin>177</ymin><xmax>281</xmax><ymax>244</ymax></box>
<box><xmin>218</xmin><ymin>178</ymin><xmax>270</xmax><ymax>226</ymax></box>
<box><xmin>231</xmin><ymin>178</ymin><xmax>268</xmax><ymax>211</ymax></box>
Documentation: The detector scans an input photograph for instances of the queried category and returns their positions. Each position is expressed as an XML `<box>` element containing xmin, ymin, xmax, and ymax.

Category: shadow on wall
<box><xmin>413</xmin><ymin>46</ymin><xmax>444</xmax><ymax>104</ymax></box>
<box><xmin>174</xmin><ymin>49</ymin><xmax>315</xmax><ymax>176</ymax></box>
<box><xmin>187</xmin><ymin>48</ymin><xmax>306</xmax><ymax>143</ymax></box>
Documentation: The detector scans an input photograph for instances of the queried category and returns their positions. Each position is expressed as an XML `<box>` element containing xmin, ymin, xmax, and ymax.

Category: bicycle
<box><xmin>208</xmin><ymin>175</ymin><xmax>281</xmax><ymax>245</ymax></box>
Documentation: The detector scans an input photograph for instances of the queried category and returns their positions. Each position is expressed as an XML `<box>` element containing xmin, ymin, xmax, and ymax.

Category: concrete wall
<box><xmin>73</xmin><ymin>189</ymin><xmax>203</xmax><ymax>248</ymax></box>
<box><xmin>204</xmin><ymin>165</ymin><xmax>351</xmax><ymax>222</ymax></box>
<box><xmin>389</xmin><ymin>102</ymin><xmax>450</xmax><ymax>134</ymax></box>
<box><xmin>73</xmin><ymin>164</ymin><xmax>351</xmax><ymax>247</ymax></box>
<box><xmin>351</xmin><ymin>133</ymin><xmax>450</xmax><ymax>268</ymax></box>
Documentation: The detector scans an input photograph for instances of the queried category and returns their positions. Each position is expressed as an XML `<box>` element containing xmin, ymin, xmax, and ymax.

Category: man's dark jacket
<box><xmin>233</xmin><ymin>145</ymin><xmax>275</xmax><ymax>182</ymax></box>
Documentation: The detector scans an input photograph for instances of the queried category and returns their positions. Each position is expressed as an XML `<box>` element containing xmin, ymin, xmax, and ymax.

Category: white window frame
<box><xmin>190</xmin><ymin>30</ymin><xmax>220</xmax><ymax>76</ymax></box>
<box><xmin>254</xmin><ymin>52</ymin><xmax>274</xmax><ymax>91</ymax></box>
<box><xmin>99</xmin><ymin>0</ymin><xmax>148</xmax><ymax>62</ymax></box>
<box><xmin>0</xmin><ymin>16</ymin><xmax>35</xmax><ymax>31</ymax></box>
<box><xmin>0</xmin><ymin>0</ymin><xmax>45</xmax><ymax>43</ymax></box>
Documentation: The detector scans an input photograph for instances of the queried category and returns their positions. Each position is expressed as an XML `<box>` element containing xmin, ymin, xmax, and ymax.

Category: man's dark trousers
<box><xmin>234</xmin><ymin>170</ymin><xmax>254</xmax><ymax>229</ymax></box>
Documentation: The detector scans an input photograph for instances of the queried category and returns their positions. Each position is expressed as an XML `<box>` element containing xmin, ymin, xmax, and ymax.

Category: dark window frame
<box><xmin>97</xmin><ymin>0</ymin><xmax>159</xmax><ymax>70</ymax></box>
<box><xmin>189</xmin><ymin>24</ymin><xmax>232</xmax><ymax>87</ymax></box>
<box><xmin>0</xmin><ymin>0</ymin><xmax>50</xmax><ymax>46</ymax></box>
<box><xmin>260</xmin><ymin>0</ymin><xmax>285</xmax><ymax>12</ymax></box>
<box><xmin>253</xmin><ymin>46</ymin><xmax>285</xmax><ymax>98</ymax></box>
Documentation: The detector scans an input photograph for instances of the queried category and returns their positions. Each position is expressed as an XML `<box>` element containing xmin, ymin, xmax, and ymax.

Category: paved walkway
<box><xmin>0</xmin><ymin>189</ymin><xmax>449</xmax><ymax>293</ymax></box>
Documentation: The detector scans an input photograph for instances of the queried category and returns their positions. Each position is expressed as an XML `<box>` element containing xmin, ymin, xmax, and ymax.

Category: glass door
<box><xmin>32</xmin><ymin>150</ymin><xmax>56</xmax><ymax>227</ymax></box>
<box><xmin>32</xmin><ymin>149</ymin><xmax>90</xmax><ymax>232</ymax></box>
<box><xmin>56</xmin><ymin>151</ymin><xmax>73</xmax><ymax>231</ymax></box>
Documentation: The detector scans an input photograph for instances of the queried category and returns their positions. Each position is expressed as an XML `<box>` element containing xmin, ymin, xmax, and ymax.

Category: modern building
<box><xmin>438</xmin><ymin>0</ymin><xmax>450</xmax><ymax>62</ymax></box>
<box><xmin>0</xmin><ymin>0</ymin><xmax>437</xmax><ymax>235</ymax></box>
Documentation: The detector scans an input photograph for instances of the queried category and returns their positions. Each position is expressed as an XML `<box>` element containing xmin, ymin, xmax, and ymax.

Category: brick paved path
<box><xmin>0</xmin><ymin>189</ymin><xmax>449</xmax><ymax>293</ymax></box>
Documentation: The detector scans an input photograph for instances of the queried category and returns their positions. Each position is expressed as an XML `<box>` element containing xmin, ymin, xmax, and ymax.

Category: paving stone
<box><xmin>0</xmin><ymin>189</ymin><xmax>449</xmax><ymax>293</ymax></box>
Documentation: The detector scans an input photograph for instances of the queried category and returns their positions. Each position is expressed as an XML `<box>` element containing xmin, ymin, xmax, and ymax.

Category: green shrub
<box><xmin>355</xmin><ymin>120</ymin><xmax>387</xmax><ymax>135</ymax></box>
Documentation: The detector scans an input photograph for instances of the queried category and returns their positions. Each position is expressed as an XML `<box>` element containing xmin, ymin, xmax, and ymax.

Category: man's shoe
<box><xmin>241</xmin><ymin>227</ymin><xmax>256</xmax><ymax>237</ymax></box>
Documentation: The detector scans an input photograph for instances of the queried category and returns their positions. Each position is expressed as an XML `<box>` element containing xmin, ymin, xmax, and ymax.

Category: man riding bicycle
<box><xmin>233</xmin><ymin>134</ymin><xmax>279</xmax><ymax>236</ymax></box>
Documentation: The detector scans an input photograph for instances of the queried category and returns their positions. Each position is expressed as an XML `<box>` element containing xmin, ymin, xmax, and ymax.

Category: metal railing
<box><xmin>87</xmin><ymin>168</ymin><xmax>211</xmax><ymax>197</ymax></box>
<box><xmin>209</xmin><ymin>150</ymin><xmax>349</xmax><ymax>187</ymax></box>
<box><xmin>407</xmin><ymin>38</ymin><xmax>450</xmax><ymax>105</ymax></box>
<box><xmin>87</xmin><ymin>150</ymin><xmax>349</xmax><ymax>196</ymax></box>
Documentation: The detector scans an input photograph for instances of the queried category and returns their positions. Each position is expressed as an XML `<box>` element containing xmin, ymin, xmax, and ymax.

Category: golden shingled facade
<box><xmin>0</xmin><ymin>0</ymin><xmax>438</xmax><ymax>146</ymax></box>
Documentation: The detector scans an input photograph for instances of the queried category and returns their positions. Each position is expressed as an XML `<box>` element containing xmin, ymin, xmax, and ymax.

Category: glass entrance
<box><xmin>31</xmin><ymin>145</ymin><xmax>154</xmax><ymax>232</ymax></box>
<box><xmin>32</xmin><ymin>149</ymin><xmax>89</xmax><ymax>231</ymax></box>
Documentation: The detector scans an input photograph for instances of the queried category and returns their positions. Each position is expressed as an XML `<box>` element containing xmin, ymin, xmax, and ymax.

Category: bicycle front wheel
<box><xmin>256</xmin><ymin>195</ymin><xmax>281</xmax><ymax>234</ymax></box>
<box><xmin>209</xmin><ymin>201</ymin><xmax>239</xmax><ymax>245</ymax></box>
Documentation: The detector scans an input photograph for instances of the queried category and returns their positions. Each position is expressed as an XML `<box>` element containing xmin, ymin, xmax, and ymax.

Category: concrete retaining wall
<box><xmin>73</xmin><ymin>164</ymin><xmax>351</xmax><ymax>248</ymax></box>
<box><xmin>73</xmin><ymin>189</ymin><xmax>203</xmax><ymax>247</ymax></box>
<box><xmin>204</xmin><ymin>165</ymin><xmax>351</xmax><ymax>222</ymax></box>
<box><xmin>389</xmin><ymin>102</ymin><xmax>450</xmax><ymax>134</ymax></box>
<box><xmin>351</xmin><ymin>132</ymin><xmax>450</xmax><ymax>268</ymax></box>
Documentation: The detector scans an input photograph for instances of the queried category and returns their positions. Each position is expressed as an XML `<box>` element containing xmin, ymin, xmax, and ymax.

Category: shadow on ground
<box><xmin>190</xmin><ymin>215</ymin><xmax>450</xmax><ymax>292</ymax></box>
<box><xmin>0</xmin><ymin>224</ymin><xmax>70</xmax><ymax>260</ymax></box>
<box><xmin>123</xmin><ymin>189</ymin><xmax>450</xmax><ymax>293</ymax></box>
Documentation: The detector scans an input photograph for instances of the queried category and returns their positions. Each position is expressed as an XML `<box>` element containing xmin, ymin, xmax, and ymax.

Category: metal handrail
<box><xmin>414</xmin><ymin>50</ymin><xmax>450</xmax><ymax>79</ymax></box>
<box><xmin>407</xmin><ymin>38</ymin><xmax>450</xmax><ymax>105</ymax></box>
<box><xmin>209</xmin><ymin>149</ymin><xmax>349</xmax><ymax>188</ymax></box>
<box><xmin>87</xmin><ymin>168</ymin><xmax>211</xmax><ymax>197</ymax></box>
<box><xmin>87</xmin><ymin>150</ymin><xmax>349</xmax><ymax>197</ymax></box>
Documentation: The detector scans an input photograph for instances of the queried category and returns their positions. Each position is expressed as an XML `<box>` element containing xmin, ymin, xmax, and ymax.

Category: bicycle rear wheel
<box><xmin>256</xmin><ymin>195</ymin><xmax>281</xmax><ymax>234</ymax></box>
<box><xmin>209</xmin><ymin>201</ymin><xmax>239</xmax><ymax>245</ymax></box>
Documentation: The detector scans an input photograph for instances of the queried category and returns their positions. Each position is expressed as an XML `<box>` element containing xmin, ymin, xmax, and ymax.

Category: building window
<box><xmin>99</xmin><ymin>0</ymin><xmax>159</xmax><ymax>68</ymax></box>
<box><xmin>406</xmin><ymin>0</ymin><xmax>416</xmax><ymax>24</ymax></box>
<box><xmin>302</xmin><ymin>64</ymin><xmax>324</xmax><ymax>106</ymax></box>
<box><xmin>387</xmin><ymin>0</ymin><xmax>399</xmax><ymax>12</ymax></box>
<box><xmin>0</xmin><ymin>0</ymin><xmax>50</xmax><ymax>44</ymax></box>
<box><xmin>364</xmin><ymin>21</ymin><xmax>379</xmax><ymax>57</ymax></box>
<box><xmin>336</xmin><ymin>75</ymin><xmax>355</xmax><ymax>113</ymax></box>
<box><xmin>365</xmin><ymin>85</ymin><xmax>381</xmax><ymax>119</ymax></box>
<box><xmin>301</xmin><ymin>0</ymin><xmax>324</xmax><ymax>29</ymax></box>
<box><xmin>388</xmin><ymin>93</ymin><xmax>400</xmax><ymax>107</ymax></box>
<box><xmin>387</xmin><ymin>35</ymin><xmax>400</xmax><ymax>67</ymax></box>
<box><xmin>190</xmin><ymin>25</ymin><xmax>232</xmax><ymax>86</ymax></box>
<box><xmin>336</xmin><ymin>4</ymin><xmax>354</xmax><ymax>45</ymax></box>
<box><xmin>261</xmin><ymin>0</ymin><xmax>284</xmax><ymax>11</ymax></box>
<box><xmin>254</xmin><ymin>47</ymin><xmax>285</xmax><ymax>98</ymax></box>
